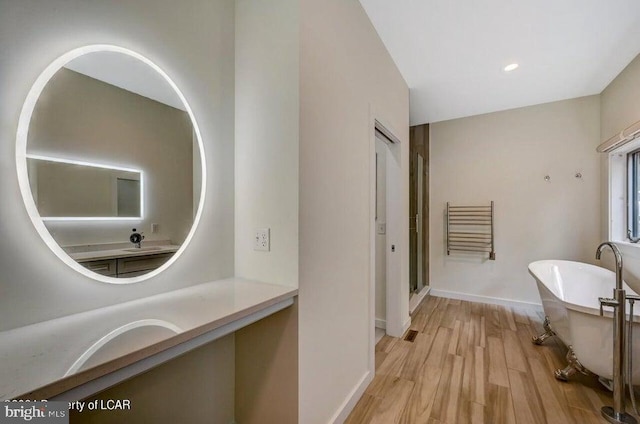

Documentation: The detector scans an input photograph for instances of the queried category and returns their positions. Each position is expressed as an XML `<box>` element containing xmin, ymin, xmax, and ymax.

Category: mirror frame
<box><xmin>16</xmin><ymin>45</ymin><xmax>207</xmax><ymax>284</ymax></box>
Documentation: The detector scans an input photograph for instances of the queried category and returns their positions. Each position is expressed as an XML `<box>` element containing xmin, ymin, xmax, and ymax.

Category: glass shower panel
<box><xmin>410</xmin><ymin>152</ymin><xmax>425</xmax><ymax>294</ymax></box>
<box><xmin>416</xmin><ymin>156</ymin><xmax>424</xmax><ymax>293</ymax></box>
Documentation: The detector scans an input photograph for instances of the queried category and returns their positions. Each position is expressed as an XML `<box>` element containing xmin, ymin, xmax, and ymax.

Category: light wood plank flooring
<box><xmin>346</xmin><ymin>295</ymin><xmax>640</xmax><ymax>424</ymax></box>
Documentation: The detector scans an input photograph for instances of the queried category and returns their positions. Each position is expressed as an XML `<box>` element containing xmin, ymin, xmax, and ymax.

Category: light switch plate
<box><xmin>254</xmin><ymin>228</ymin><xmax>270</xmax><ymax>251</ymax></box>
<box><xmin>377</xmin><ymin>222</ymin><xmax>386</xmax><ymax>235</ymax></box>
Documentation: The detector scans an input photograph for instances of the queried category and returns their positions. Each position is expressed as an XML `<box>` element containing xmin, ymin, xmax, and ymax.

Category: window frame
<box><xmin>628</xmin><ymin>149</ymin><xmax>640</xmax><ymax>240</ymax></box>
<box><xmin>609</xmin><ymin>137</ymin><xmax>640</xmax><ymax>245</ymax></box>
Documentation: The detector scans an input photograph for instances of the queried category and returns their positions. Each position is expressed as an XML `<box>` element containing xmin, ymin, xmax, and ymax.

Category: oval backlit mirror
<box><xmin>16</xmin><ymin>45</ymin><xmax>206</xmax><ymax>284</ymax></box>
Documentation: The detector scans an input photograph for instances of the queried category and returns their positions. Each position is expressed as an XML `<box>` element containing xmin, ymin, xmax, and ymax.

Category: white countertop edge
<box><xmin>1</xmin><ymin>278</ymin><xmax>298</xmax><ymax>400</ymax></box>
<box><xmin>48</xmin><ymin>297</ymin><xmax>294</xmax><ymax>402</ymax></box>
<box><xmin>69</xmin><ymin>244</ymin><xmax>180</xmax><ymax>262</ymax></box>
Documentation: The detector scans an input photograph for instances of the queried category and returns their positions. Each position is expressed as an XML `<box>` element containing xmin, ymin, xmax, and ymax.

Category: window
<box><xmin>629</xmin><ymin>149</ymin><xmax>640</xmax><ymax>240</ymax></box>
<box><xmin>608</xmin><ymin>138</ymin><xmax>640</xmax><ymax>244</ymax></box>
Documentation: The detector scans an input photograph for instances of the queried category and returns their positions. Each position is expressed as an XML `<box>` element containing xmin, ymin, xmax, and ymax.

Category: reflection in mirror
<box><xmin>27</xmin><ymin>155</ymin><xmax>143</xmax><ymax>219</ymax></box>
<box><xmin>18</xmin><ymin>46</ymin><xmax>205</xmax><ymax>283</ymax></box>
<box><xmin>64</xmin><ymin>319</ymin><xmax>182</xmax><ymax>376</ymax></box>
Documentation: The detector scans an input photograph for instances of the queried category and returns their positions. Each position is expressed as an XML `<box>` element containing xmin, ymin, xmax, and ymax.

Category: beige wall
<box><xmin>234</xmin><ymin>0</ymin><xmax>299</xmax><ymax>288</ymax></box>
<box><xmin>70</xmin><ymin>335</ymin><xmax>235</xmax><ymax>424</ymax></box>
<box><xmin>600</xmin><ymin>53</ymin><xmax>640</xmax><ymax>295</ymax></box>
<box><xmin>234</xmin><ymin>2</ymin><xmax>300</xmax><ymax>419</ymax></box>
<box><xmin>430</xmin><ymin>96</ymin><xmax>601</xmax><ymax>304</ymax></box>
<box><xmin>29</xmin><ymin>68</ymin><xmax>193</xmax><ymax>246</ymax></box>
<box><xmin>299</xmin><ymin>0</ymin><xmax>409</xmax><ymax>422</ymax></box>
<box><xmin>601</xmin><ymin>54</ymin><xmax>640</xmax><ymax>140</ymax></box>
<box><xmin>31</xmin><ymin>161</ymin><xmax>138</xmax><ymax>218</ymax></box>
<box><xmin>235</xmin><ymin>300</ymin><xmax>298</xmax><ymax>424</ymax></box>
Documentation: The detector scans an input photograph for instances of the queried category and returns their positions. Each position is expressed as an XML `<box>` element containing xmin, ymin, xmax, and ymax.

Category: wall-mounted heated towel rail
<box><xmin>446</xmin><ymin>201</ymin><xmax>495</xmax><ymax>260</ymax></box>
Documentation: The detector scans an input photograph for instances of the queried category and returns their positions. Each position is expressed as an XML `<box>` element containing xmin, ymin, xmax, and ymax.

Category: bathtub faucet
<box><xmin>595</xmin><ymin>241</ymin><xmax>636</xmax><ymax>424</ymax></box>
<box><xmin>596</xmin><ymin>242</ymin><xmax>623</xmax><ymax>316</ymax></box>
<box><xmin>596</xmin><ymin>242</ymin><xmax>623</xmax><ymax>290</ymax></box>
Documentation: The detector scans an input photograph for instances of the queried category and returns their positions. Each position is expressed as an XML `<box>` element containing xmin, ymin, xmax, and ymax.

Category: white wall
<box><xmin>600</xmin><ymin>53</ymin><xmax>640</xmax><ymax>295</ymax></box>
<box><xmin>234</xmin><ymin>0</ymin><xmax>299</xmax><ymax>288</ymax></box>
<box><xmin>0</xmin><ymin>0</ymin><xmax>235</xmax><ymax>330</ymax></box>
<box><xmin>299</xmin><ymin>0</ymin><xmax>409</xmax><ymax>422</ymax></box>
<box><xmin>430</xmin><ymin>96</ymin><xmax>601</xmax><ymax>305</ymax></box>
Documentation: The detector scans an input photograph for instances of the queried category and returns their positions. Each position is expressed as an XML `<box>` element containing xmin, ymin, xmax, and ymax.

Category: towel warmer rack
<box><xmin>446</xmin><ymin>201</ymin><xmax>495</xmax><ymax>260</ymax></box>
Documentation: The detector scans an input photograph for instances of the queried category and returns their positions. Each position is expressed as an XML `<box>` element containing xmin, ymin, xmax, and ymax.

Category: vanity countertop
<box><xmin>0</xmin><ymin>278</ymin><xmax>297</xmax><ymax>401</ymax></box>
<box><xmin>69</xmin><ymin>244</ymin><xmax>180</xmax><ymax>262</ymax></box>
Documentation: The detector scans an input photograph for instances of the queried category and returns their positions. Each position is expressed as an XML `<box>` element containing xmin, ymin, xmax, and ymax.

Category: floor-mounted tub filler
<box><xmin>529</xmin><ymin>250</ymin><xmax>640</xmax><ymax>424</ymax></box>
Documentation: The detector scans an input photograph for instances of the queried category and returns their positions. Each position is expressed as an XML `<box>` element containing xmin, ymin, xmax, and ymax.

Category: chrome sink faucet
<box><xmin>129</xmin><ymin>228</ymin><xmax>144</xmax><ymax>248</ymax></box>
<box><xmin>595</xmin><ymin>242</ymin><xmax>636</xmax><ymax>424</ymax></box>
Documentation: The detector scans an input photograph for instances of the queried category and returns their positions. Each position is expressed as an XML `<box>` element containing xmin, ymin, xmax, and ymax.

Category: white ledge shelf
<box><xmin>0</xmin><ymin>278</ymin><xmax>297</xmax><ymax>401</ymax></box>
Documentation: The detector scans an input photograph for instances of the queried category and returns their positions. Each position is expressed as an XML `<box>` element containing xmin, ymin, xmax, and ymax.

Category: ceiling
<box><xmin>65</xmin><ymin>52</ymin><xmax>185</xmax><ymax>111</ymax></box>
<box><xmin>359</xmin><ymin>0</ymin><xmax>640</xmax><ymax>124</ymax></box>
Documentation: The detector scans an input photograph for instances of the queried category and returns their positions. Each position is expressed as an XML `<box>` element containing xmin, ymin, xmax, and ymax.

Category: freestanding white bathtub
<box><xmin>528</xmin><ymin>260</ymin><xmax>640</xmax><ymax>385</ymax></box>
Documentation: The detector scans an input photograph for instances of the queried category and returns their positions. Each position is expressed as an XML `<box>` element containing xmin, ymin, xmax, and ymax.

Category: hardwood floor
<box><xmin>346</xmin><ymin>295</ymin><xmax>640</xmax><ymax>424</ymax></box>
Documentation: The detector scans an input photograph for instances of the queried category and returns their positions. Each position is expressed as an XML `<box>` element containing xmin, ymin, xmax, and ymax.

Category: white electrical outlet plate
<box><xmin>254</xmin><ymin>228</ymin><xmax>270</xmax><ymax>251</ymax></box>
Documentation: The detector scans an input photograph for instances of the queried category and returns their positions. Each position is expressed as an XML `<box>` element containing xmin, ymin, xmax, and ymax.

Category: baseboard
<box><xmin>429</xmin><ymin>289</ymin><xmax>543</xmax><ymax>310</ymax></box>
<box><xmin>375</xmin><ymin>318</ymin><xmax>386</xmax><ymax>329</ymax></box>
<box><xmin>402</xmin><ymin>317</ymin><xmax>411</xmax><ymax>334</ymax></box>
<box><xmin>409</xmin><ymin>286</ymin><xmax>431</xmax><ymax>314</ymax></box>
<box><xmin>329</xmin><ymin>370</ymin><xmax>373</xmax><ymax>424</ymax></box>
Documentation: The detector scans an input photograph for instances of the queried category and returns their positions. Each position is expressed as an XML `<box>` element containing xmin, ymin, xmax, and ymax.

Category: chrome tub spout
<box><xmin>595</xmin><ymin>242</ymin><xmax>637</xmax><ymax>424</ymax></box>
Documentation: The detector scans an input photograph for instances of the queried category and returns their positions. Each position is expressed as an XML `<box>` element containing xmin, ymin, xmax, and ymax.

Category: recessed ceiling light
<box><xmin>504</xmin><ymin>63</ymin><xmax>519</xmax><ymax>72</ymax></box>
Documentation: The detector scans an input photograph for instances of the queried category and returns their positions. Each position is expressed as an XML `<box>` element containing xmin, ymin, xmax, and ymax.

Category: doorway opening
<box><xmin>373</xmin><ymin>122</ymin><xmax>403</xmax><ymax>343</ymax></box>
<box><xmin>374</xmin><ymin>134</ymin><xmax>388</xmax><ymax>344</ymax></box>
